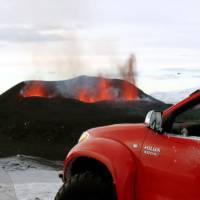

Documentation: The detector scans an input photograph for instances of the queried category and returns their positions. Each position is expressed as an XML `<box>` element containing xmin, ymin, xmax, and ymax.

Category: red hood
<box><xmin>89</xmin><ymin>123</ymin><xmax>149</xmax><ymax>155</ymax></box>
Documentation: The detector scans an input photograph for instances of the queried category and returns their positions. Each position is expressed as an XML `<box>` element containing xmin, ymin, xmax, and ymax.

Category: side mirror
<box><xmin>145</xmin><ymin>110</ymin><xmax>163</xmax><ymax>133</ymax></box>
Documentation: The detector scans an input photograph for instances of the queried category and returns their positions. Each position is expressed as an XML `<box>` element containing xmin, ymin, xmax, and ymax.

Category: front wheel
<box><xmin>55</xmin><ymin>172</ymin><xmax>116</xmax><ymax>200</ymax></box>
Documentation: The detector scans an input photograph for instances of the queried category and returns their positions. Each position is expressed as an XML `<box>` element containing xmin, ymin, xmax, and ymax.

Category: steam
<box><xmin>29</xmin><ymin>31</ymin><xmax>87</xmax><ymax>80</ymax></box>
<box><xmin>27</xmin><ymin>26</ymin><xmax>138</xmax><ymax>94</ymax></box>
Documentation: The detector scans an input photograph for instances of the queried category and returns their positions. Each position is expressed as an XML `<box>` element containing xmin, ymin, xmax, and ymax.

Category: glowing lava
<box><xmin>22</xmin><ymin>78</ymin><xmax>138</xmax><ymax>103</ymax></box>
<box><xmin>78</xmin><ymin>78</ymin><xmax>138</xmax><ymax>103</ymax></box>
<box><xmin>22</xmin><ymin>82</ymin><xmax>48</xmax><ymax>97</ymax></box>
<box><xmin>122</xmin><ymin>81</ymin><xmax>138</xmax><ymax>100</ymax></box>
<box><xmin>78</xmin><ymin>79</ymin><xmax>113</xmax><ymax>103</ymax></box>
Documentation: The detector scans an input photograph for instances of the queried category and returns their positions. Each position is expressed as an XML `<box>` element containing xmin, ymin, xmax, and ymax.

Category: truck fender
<box><xmin>64</xmin><ymin>138</ymin><xmax>137</xmax><ymax>200</ymax></box>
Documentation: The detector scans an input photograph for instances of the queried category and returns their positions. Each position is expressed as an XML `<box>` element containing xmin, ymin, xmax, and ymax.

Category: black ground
<box><xmin>0</xmin><ymin>96</ymin><xmax>169</xmax><ymax>160</ymax></box>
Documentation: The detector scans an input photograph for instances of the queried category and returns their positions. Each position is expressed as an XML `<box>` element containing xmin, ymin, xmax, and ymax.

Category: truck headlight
<box><xmin>78</xmin><ymin>131</ymin><xmax>90</xmax><ymax>143</ymax></box>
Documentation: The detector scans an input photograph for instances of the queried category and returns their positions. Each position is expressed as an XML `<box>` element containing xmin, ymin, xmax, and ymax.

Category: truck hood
<box><xmin>89</xmin><ymin>123</ymin><xmax>149</xmax><ymax>156</ymax></box>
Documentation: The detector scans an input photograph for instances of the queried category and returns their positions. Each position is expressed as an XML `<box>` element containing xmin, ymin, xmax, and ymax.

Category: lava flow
<box><xmin>78</xmin><ymin>78</ymin><xmax>138</xmax><ymax>103</ymax></box>
<box><xmin>22</xmin><ymin>82</ymin><xmax>49</xmax><ymax>98</ymax></box>
<box><xmin>122</xmin><ymin>81</ymin><xmax>138</xmax><ymax>100</ymax></box>
<box><xmin>21</xmin><ymin>77</ymin><xmax>138</xmax><ymax>103</ymax></box>
<box><xmin>78</xmin><ymin>79</ymin><xmax>113</xmax><ymax>103</ymax></box>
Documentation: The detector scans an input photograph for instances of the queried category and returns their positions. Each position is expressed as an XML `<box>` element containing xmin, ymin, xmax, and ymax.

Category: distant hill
<box><xmin>152</xmin><ymin>87</ymin><xmax>199</xmax><ymax>104</ymax></box>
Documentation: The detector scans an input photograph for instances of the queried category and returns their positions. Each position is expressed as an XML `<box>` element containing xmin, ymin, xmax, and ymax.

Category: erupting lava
<box><xmin>78</xmin><ymin>79</ymin><xmax>138</xmax><ymax>103</ymax></box>
<box><xmin>122</xmin><ymin>81</ymin><xmax>138</xmax><ymax>100</ymax></box>
<box><xmin>21</xmin><ymin>77</ymin><xmax>138</xmax><ymax>103</ymax></box>
<box><xmin>78</xmin><ymin>79</ymin><xmax>113</xmax><ymax>103</ymax></box>
<box><xmin>22</xmin><ymin>82</ymin><xmax>50</xmax><ymax>98</ymax></box>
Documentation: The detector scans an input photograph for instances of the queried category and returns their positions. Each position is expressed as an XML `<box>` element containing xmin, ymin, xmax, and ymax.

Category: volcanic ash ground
<box><xmin>0</xmin><ymin>155</ymin><xmax>63</xmax><ymax>200</ymax></box>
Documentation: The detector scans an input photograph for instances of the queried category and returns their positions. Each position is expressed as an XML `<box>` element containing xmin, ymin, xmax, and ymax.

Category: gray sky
<box><xmin>0</xmin><ymin>0</ymin><xmax>200</xmax><ymax>93</ymax></box>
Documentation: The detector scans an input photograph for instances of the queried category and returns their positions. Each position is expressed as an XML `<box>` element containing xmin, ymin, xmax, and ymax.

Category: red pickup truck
<box><xmin>55</xmin><ymin>90</ymin><xmax>200</xmax><ymax>200</ymax></box>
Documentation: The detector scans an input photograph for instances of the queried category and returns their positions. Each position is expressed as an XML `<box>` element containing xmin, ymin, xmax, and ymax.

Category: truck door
<box><xmin>136</xmin><ymin>103</ymin><xmax>200</xmax><ymax>200</ymax></box>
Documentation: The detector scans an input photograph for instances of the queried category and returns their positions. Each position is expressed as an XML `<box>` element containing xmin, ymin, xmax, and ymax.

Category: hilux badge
<box><xmin>144</xmin><ymin>145</ymin><xmax>160</xmax><ymax>156</ymax></box>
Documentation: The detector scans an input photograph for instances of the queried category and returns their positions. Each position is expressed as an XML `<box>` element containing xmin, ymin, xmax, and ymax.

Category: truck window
<box><xmin>171</xmin><ymin>103</ymin><xmax>200</xmax><ymax>137</ymax></box>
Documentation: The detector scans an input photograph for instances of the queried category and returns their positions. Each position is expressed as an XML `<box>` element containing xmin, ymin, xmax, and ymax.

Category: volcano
<box><xmin>1</xmin><ymin>76</ymin><xmax>162</xmax><ymax>103</ymax></box>
<box><xmin>0</xmin><ymin>76</ymin><xmax>169</xmax><ymax>159</ymax></box>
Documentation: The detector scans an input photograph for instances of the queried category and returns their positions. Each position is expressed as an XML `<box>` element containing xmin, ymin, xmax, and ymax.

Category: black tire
<box><xmin>55</xmin><ymin>172</ymin><xmax>116</xmax><ymax>200</ymax></box>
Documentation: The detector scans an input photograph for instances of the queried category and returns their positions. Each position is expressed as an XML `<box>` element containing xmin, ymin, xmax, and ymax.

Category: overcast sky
<box><xmin>0</xmin><ymin>0</ymin><xmax>200</xmax><ymax>94</ymax></box>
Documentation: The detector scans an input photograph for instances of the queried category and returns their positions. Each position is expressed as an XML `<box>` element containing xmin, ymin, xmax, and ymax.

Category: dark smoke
<box><xmin>119</xmin><ymin>54</ymin><xmax>137</xmax><ymax>85</ymax></box>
